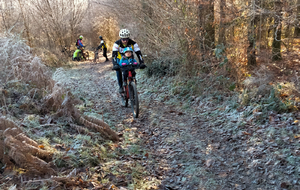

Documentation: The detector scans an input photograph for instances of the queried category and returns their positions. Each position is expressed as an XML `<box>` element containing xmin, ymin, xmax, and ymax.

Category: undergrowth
<box><xmin>145</xmin><ymin>55</ymin><xmax>182</xmax><ymax>77</ymax></box>
<box><xmin>139</xmin><ymin>61</ymin><xmax>299</xmax><ymax>125</ymax></box>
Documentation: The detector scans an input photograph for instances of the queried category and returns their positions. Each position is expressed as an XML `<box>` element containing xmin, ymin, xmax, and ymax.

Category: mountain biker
<box><xmin>96</xmin><ymin>36</ymin><xmax>109</xmax><ymax>62</ymax></box>
<box><xmin>119</xmin><ymin>47</ymin><xmax>138</xmax><ymax>84</ymax></box>
<box><xmin>73</xmin><ymin>35</ymin><xmax>85</xmax><ymax>60</ymax></box>
<box><xmin>112</xmin><ymin>29</ymin><xmax>146</xmax><ymax>93</ymax></box>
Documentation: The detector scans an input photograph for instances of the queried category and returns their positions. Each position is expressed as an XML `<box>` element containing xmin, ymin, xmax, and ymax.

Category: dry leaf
<box><xmin>145</xmin><ymin>153</ymin><xmax>149</xmax><ymax>158</ymax></box>
<box><xmin>109</xmin><ymin>184</ymin><xmax>117</xmax><ymax>190</ymax></box>
<box><xmin>65</xmin><ymin>147</ymin><xmax>70</xmax><ymax>152</ymax></box>
<box><xmin>206</xmin><ymin>159</ymin><xmax>214</xmax><ymax>167</ymax></box>
<box><xmin>294</xmin><ymin>134</ymin><xmax>300</xmax><ymax>139</ymax></box>
<box><xmin>269</xmin><ymin>116</ymin><xmax>275</xmax><ymax>122</ymax></box>
<box><xmin>219</xmin><ymin>172</ymin><xmax>228</xmax><ymax>178</ymax></box>
<box><xmin>280</xmin><ymin>93</ymin><xmax>288</xmax><ymax>97</ymax></box>
<box><xmin>243</xmin><ymin>132</ymin><xmax>251</xmax><ymax>135</ymax></box>
<box><xmin>62</xmin><ymin>156</ymin><xmax>70</xmax><ymax>160</ymax></box>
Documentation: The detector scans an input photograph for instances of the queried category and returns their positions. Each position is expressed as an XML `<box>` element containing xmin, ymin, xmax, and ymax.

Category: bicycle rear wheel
<box><xmin>94</xmin><ymin>52</ymin><xmax>98</xmax><ymax>62</ymax></box>
<box><xmin>129</xmin><ymin>82</ymin><xmax>139</xmax><ymax>118</ymax></box>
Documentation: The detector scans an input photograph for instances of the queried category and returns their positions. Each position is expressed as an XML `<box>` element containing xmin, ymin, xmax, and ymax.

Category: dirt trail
<box><xmin>57</xmin><ymin>59</ymin><xmax>207</xmax><ymax>189</ymax></box>
<box><xmin>57</xmin><ymin>58</ymin><xmax>300</xmax><ymax>190</ymax></box>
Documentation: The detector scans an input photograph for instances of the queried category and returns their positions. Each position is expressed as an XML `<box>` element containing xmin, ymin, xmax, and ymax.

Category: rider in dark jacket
<box><xmin>112</xmin><ymin>29</ymin><xmax>146</xmax><ymax>93</ymax></box>
<box><xmin>96</xmin><ymin>36</ymin><xmax>109</xmax><ymax>62</ymax></box>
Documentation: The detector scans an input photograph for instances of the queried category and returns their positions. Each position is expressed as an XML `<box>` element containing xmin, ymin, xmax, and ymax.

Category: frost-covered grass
<box><xmin>135</xmin><ymin>69</ymin><xmax>300</xmax><ymax>189</ymax></box>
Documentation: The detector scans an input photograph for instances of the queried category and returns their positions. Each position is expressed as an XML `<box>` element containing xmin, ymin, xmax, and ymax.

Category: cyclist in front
<box><xmin>112</xmin><ymin>29</ymin><xmax>146</xmax><ymax>93</ymax></box>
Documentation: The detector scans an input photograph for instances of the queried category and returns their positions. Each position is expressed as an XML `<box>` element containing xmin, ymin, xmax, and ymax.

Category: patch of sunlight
<box><xmin>248</xmin><ymin>159</ymin><xmax>260</xmax><ymax>168</ymax></box>
<box><xmin>247</xmin><ymin>147</ymin><xmax>256</xmax><ymax>153</ymax></box>
<box><xmin>206</xmin><ymin>144</ymin><xmax>213</xmax><ymax>154</ymax></box>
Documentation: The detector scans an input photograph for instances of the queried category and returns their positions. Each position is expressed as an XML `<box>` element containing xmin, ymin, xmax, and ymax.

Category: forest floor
<box><xmin>53</xmin><ymin>54</ymin><xmax>300</xmax><ymax>189</ymax></box>
<box><xmin>1</xmin><ymin>52</ymin><xmax>300</xmax><ymax>190</ymax></box>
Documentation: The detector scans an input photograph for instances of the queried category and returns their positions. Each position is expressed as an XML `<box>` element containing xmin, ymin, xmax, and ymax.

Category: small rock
<box><xmin>206</xmin><ymin>159</ymin><xmax>214</xmax><ymax>167</ymax></box>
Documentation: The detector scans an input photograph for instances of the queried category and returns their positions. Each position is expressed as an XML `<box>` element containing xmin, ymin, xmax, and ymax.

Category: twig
<box><xmin>2</xmin><ymin>94</ymin><xmax>9</xmax><ymax>114</ymax></box>
<box><xmin>30</xmin><ymin>89</ymin><xmax>37</xmax><ymax>103</ymax></box>
<box><xmin>39</xmin><ymin>124</ymin><xmax>59</xmax><ymax>127</ymax></box>
<box><xmin>22</xmin><ymin>178</ymin><xmax>53</xmax><ymax>184</ymax></box>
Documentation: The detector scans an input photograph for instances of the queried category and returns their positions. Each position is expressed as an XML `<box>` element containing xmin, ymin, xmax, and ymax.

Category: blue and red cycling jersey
<box><xmin>119</xmin><ymin>56</ymin><xmax>138</xmax><ymax>67</ymax></box>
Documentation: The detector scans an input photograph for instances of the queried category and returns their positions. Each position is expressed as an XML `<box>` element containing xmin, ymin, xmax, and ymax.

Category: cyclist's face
<box><xmin>125</xmin><ymin>51</ymin><xmax>132</xmax><ymax>57</ymax></box>
<box><xmin>121</xmin><ymin>38</ymin><xmax>129</xmax><ymax>45</ymax></box>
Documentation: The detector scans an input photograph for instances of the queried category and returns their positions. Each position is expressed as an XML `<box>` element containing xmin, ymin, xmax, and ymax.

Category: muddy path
<box><xmin>55</xmin><ymin>58</ymin><xmax>300</xmax><ymax>190</ymax></box>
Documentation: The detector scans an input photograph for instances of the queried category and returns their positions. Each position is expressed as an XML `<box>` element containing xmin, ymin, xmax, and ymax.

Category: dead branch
<box><xmin>83</xmin><ymin>115</ymin><xmax>119</xmax><ymax>142</ymax></box>
<box><xmin>0</xmin><ymin>117</ymin><xmax>55</xmax><ymax>176</ymax></box>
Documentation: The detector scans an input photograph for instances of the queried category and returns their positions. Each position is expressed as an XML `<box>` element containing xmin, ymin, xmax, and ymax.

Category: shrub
<box><xmin>146</xmin><ymin>58</ymin><xmax>180</xmax><ymax>77</ymax></box>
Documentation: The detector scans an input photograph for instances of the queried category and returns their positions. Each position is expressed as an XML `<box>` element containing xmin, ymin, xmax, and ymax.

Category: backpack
<box><xmin>75</xmin><ymin>39</ymin><xmax>79</xmax><ymax>46</ymax></box>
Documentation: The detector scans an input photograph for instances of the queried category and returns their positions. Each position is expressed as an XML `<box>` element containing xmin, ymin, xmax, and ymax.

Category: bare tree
<box><xmin>247</xmin><ymin>0</ymin><xmax>258</xmax><ymax>66</ymax></box>
<box><xmin>28</xmin><ymin>0</ymin><xmax>87</xmax><ymax>50</ymax></box>
<box><xmin>272</xmin><ymin>0</ymin><xmax>282</xmax><ymax>60</ymax></box>
<box><xmin>0</xmin><ymin>0</ymin><xmax>19</xmax><ymax>32</ymax></box>
<box><xmin>219</xmin><ymin>0</ymin><xmax>226</xmax><ymax>45</ymax></box>
<box><xmin>17</xmin><ymin>0</ymin><xmax>31</xmax><ymax>46</ymax></box>
<box><xmin>295</xmin><ymin>0</ymin><xmax>300</xmax><ymax>37</ymax></box>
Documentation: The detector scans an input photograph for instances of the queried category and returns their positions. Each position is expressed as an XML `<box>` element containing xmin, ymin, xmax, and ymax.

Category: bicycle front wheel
<box><xmin>129</xmin><ymin>82</ymin><xmax>139</xmax><ymax>118</ymax></box>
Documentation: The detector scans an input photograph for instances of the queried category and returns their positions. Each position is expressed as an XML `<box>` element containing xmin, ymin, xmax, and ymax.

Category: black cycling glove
<box><xmin>112</xmin><ymin>60</ymin><xmax>120</xmax><ymax>70</ymax></box>
<box><xmin>140</xmin><ymin>63</ymin><xmax>146</xmax><ymax>69</ymax></box>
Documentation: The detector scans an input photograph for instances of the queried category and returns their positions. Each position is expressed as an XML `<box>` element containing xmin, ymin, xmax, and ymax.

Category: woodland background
<box><xmin>1</xmin><ymin>0</ymin><xmax>300</xmax><ymax>189</ymax></box>
<box><xmin>2</xmin><ymin>0</ymin><xmax>300</xmax><ymax>98</ymax></box>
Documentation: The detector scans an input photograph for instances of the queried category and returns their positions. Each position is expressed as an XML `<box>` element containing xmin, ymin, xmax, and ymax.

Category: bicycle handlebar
<box><xmin>120</xmin><ymin>64</ymin><xmax>140</xmax><ymax>71</ymax></box>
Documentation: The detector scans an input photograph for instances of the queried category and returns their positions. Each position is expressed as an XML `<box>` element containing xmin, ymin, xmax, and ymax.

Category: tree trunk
<box><xmin>200</xmin><ymin>0</ymin><xmax>215</xmax><ymax>49</ymax></box>
<box><xmin>294</xmin><ymin>0</ymin><xmax>300</xmax><ymax>37</ymax></box>
<box><xmin>247</xmin><ymin>0</ymin><xmax>257</xmax><ymax>66</ymax></box>
<box><xmin>218</xmin><ymin>0</ymin><xmax>226</xmax><ymax>45</ymax></box>
<box><xmin>272</xmin><ymin>0</ymin><xmax>282</xmax><ymax>61</ymax></box>
<box><xmin>17</xmin><ymin>0</ymin><xmax>31</xmax><ymax>47</ymax></box>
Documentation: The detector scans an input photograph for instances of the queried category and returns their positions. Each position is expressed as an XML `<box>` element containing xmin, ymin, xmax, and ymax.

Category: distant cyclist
<box><xmin>112</xmin><ymin>29</ymin><xmax>146</xmax><ymax>93</ymax></box>
<box><xmin>73</xmin><ymin>35</ymin><xmax>85</xmax><ymax>60</ymax></box>
<box><xmin>96</xmin><ymin>36</ymin><xmax>109</xmax><ymax>62</ymax></box>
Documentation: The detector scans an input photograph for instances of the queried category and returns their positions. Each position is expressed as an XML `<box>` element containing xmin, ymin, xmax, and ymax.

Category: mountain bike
<box><xmin>120</xmin><ymin>64</ymin><xmax>140</xmax><ymax>118</ymax></box>
<box><xmin>94</xmin><ymin>49</ymin><xmax>102</xmax><ymax>63</ymax></box>
<box><xmin>72</xmin><ymin>46</ymin><xmax>89</xmax><ymax>61</ymax></box>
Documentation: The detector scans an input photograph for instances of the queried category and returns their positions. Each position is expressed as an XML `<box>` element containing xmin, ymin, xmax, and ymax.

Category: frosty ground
<box><xmin>48</xmin><ymin>58</ymin><xmax>300</xmax><ymax>190</ymax></box>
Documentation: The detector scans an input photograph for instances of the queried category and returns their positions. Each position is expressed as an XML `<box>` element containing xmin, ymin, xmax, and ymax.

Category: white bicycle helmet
<box><xmin>119</xmin><ymin>29</ymin><xmax>130</xmax><ymax>38</ymax></box>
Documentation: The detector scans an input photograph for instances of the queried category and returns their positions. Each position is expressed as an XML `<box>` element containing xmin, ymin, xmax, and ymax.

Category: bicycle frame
<box><xmin>119</xmin><ymin>64</ymin><xmax>140</xmax><ymax>118</ymax></box>
<box><xmin>123</xmin><ymin>70</ymin><xmax>133</xmax><ymax>98</ymax></box>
